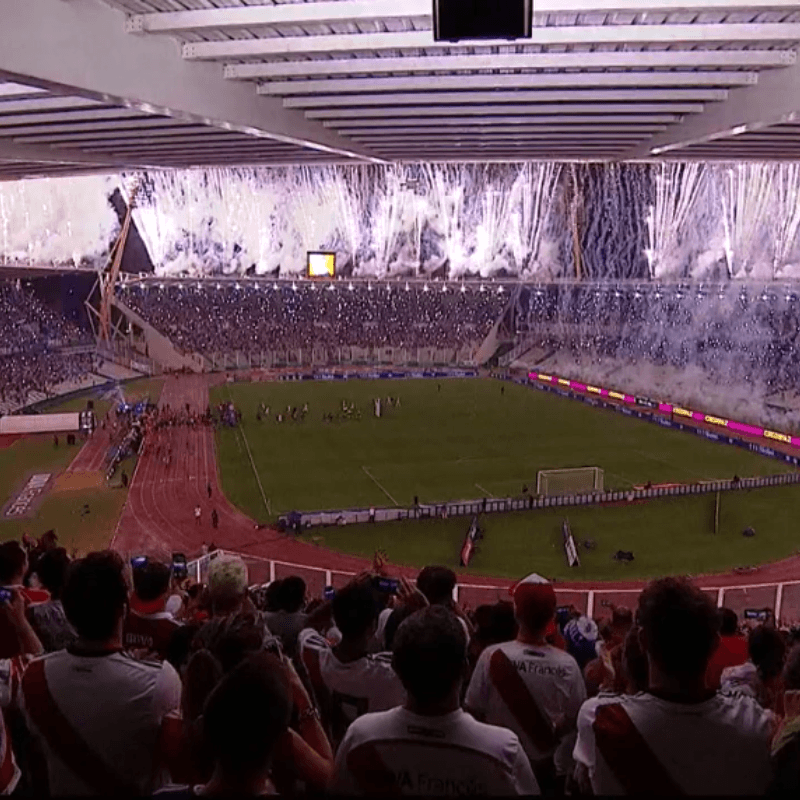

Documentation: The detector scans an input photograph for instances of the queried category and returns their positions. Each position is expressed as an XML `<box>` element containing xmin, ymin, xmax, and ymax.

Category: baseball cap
<box><xmin>509</xmin><ymin>572</ymin><xmax>557</xmax><ymax>611</ymax></box>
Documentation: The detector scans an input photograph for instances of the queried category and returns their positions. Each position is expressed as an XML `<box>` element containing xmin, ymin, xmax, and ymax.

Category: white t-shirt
<box><xmin>298</xmin><ymin>628</ymin><xmax>406</xmax><ymax>745</ymax></box>
<box><xmin>21</xmin><ymin>649</ymin><xmax>181</xmax><ymax>796</ymax></box>
<box><xmin>573</xmin><ymin>690</ymin><xmax>774</xmax><ymax>795</ymax></box>
<box><xmin>465</xmin><ymin>640</ymin><xmax>586</xmax><ymax>765</ymax></box>
<box><xmin>331</xmin><ymin>706</ymin><xmax>539</xmax><ymax>795</ymax></box>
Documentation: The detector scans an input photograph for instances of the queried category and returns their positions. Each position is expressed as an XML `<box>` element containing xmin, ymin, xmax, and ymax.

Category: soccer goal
<box><xmin>537</xmin><ymin>467</ymin><xmax>604</xmax><ymax>497</ymax></box>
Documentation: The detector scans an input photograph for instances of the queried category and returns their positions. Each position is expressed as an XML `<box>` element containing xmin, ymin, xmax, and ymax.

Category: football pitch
<box><xmin>212</xmin><ymin>377</ymin><xmax>800</xmax><ymax>580</ymax></box>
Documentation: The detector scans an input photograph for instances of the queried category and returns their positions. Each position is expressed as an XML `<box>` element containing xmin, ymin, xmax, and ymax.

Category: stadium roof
<box><xmin>4</xmin><ymin>0</ymin><xmax>800</xmax><ymax>178</ymax></box>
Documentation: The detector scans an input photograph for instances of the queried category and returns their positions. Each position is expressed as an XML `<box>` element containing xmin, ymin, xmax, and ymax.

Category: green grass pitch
<box><xmin>212</xmin><ymin>377</ymin><xmax>800</xmax><ymax>580</ymax></box>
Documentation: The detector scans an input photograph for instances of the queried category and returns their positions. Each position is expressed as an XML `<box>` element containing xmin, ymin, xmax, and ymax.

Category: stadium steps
<box><xmin>95</xmin><ymin>360</ymin><xmax>144</xmax><ymax>381</ymax></box>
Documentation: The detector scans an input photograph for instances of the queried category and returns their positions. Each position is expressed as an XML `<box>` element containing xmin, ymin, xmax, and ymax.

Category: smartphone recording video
<box><xmin>172</xmin><ymin>552</ymin><xmax>188</xmax><ymax>578</ymax></box>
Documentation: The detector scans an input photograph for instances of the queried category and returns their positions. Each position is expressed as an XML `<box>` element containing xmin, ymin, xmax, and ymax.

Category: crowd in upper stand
<box><xmin>0</xmin><ymin>283</ymin><xmax>96</xmax><ymax>408</ymax></box>
<box><xmin>513</xmin><ymin>284</ymin><xmax>800</xmax><ymax>393</ymax></box>
<box><xmin>3</xmin><ymin>533</ymin><xmax>800</xmax><ymax>797</ymax></box>
<box><xmin>118</xmin><ymin>283</ymin><xmax>508</xmax><ymax>356</ymax></box>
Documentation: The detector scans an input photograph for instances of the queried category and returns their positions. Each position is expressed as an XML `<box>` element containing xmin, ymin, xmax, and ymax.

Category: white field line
<box><xmin>362</xmin><ymin>465</ymin><xmax>399</xmax><ymax>506</ymax></box>
<box><xmin>475</xmin><ymin>483</ymin><xmax>495</xmax><ymax>498</ymax></box>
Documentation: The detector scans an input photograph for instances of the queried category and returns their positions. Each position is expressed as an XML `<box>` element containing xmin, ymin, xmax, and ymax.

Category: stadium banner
<box><xmin>0</xmin><ymin>413</ymin><xmax>80</xmax><ymax>435</ymax></box>
<box><xmin>286</xmin><ymin>469</ymin><xmax>800</xmax><ymax>529</ymax></box>
<box><xmin>527</xmin><ymin>370</ymin><xmax>800</xmax><ymax>468</ymax></box>
<box><xmin>562</xmin><ymin>519</ymin><xmax>580</xmax><ymax>567</ymax></box>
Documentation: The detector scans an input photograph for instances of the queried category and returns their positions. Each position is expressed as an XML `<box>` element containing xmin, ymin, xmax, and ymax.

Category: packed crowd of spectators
<box><xmin>118</xmin><ymin>282</ymin><xmax>507</xmax><ymax>357</ymax></box>
<box><xmin>2</xmin><ymin>531</ymin><xmax>799</xmax><ymax>796</ymax></box>
<box><xmin>0</xmin><ymin>282</ymin><xmax>96</xmax><ymax>408</ymax></box>
<box><xmin>512</xmin><ymin>283</ymin><xmax>800</xmax><ymax>393</ymax></box>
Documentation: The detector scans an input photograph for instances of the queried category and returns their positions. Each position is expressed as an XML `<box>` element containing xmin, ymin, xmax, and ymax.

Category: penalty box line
<box><xmin>362</xmin><ymin>466</ymin><xmax>399</xmax><ymax>507</ymax></box>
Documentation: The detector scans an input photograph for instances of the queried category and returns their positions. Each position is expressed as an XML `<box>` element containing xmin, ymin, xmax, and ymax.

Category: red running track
<box><xmin>110</xmin><ymin>375</ymin><xmax>800</xmax><ymax>597</ymax></box>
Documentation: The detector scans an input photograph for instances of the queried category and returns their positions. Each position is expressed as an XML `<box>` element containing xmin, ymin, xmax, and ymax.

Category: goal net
<box><xmin>537</xmin><ymin>467</ymin><xmax>604</xmax><ymax>497</ymax></box>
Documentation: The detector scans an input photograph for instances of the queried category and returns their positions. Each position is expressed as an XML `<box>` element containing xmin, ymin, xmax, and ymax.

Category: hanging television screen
<box><xmin>307</xmin><ymin>251</ymin><xmax>335</xmax><ymax>278</ymax></box>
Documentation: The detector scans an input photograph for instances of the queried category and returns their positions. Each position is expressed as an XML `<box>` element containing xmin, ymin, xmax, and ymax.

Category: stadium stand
<box><xmin>506</xmin><ymin>283</ymin><xmax>800</xmax><ymax>407</ymax></box>
<box><xmin>0</xmin><ymin>282</ymin><xmax>99</xmax><ymax>412</ymax></box>
<box><xmin>118</xmin><ymin>281</ymin><xmax>507</xmax><ymax>358</ymax></box>
<box><xmin>2</xmin><ymin>532</ymin><xmax>798</xmax><ymax>797</ymax></box>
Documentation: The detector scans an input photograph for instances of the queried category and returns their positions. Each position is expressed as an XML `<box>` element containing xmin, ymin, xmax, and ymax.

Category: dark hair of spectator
<box><xmin>393</xmin><ymin>606</ymin><xmax>467</xmax><ymax>705</ymax></box>
<box><xmin>0</xmin><ymin>541</ymin><xmax>27</xmax><ymax>585</ymax></box>
<box><xmin>62</xmin><ymin>551</ymin><xmax>129</xmax><ymax>642</ymax></box>
<box><xmin>783</xmin><ymin>643</ymin><xmax>800</xmax><ymax>690</ymax></box>
<box><xmin>277</xmin><ymin>576</ymin><xmax>305</xmax><ymax>613</ymax></box>
<box><xmin>611</xmin><ymin>607</ymin><xmax>634</xmax><ymax>632</ymax></box>
<box><xmin>384</xmin><ymin>605</ymin><xmax>416</xmax><ymax>651</ymax></box>
<box><xmin>32</xmin><ymin>547</ymin><xmax>70</xmax><ymax>598</ymax></box>
<box><xmin>132</xmin><ymin>559</ymin><xmax>172</xmax><ymax>602</ymax></box>
<box><xmin>332</xmin><ymin>583</ymin><xmax>378</xmax><ymax>640</ymax></box>
<box><xmin>416</xmin><ymin>566</ymin><xmax>457</xmax><ymax>606</ymax></box>
<box><xmin>202</xmin><ymin>653</ymin><xmax>292</xmax><ymax>779</ymax></box>
<box><xmin>264</xmin><ymin>580</ymin><xmax>283</xmax><ymax>613</ymax></box>
<box><xmin>748</xmin><ymin>625</ymin><xmax>787</xmax><ymax>682</ymax></box>
<box><xmin>480</xmin><ymin>601</ymin><xmax>518</xmax><ymax>644</ymax></box>
<box><xmin>194</xmin><ymin>611</ymin><xmax>277</xmax><ymax>673</ymax></box>
<box><xmin>165</xmin><ymin>621</ymin><xmax>203</xmax><ymax>675</ymax></box>
<box><xmin>718</xmin><ymin>608</ymin><xmax>739</xmax><ymax>636</ymax></box>
<box><xmin>622</xmin><ymin>626</ymin><xmax>649</xmax><ymax>693</ymax></box>
<box><xmin>637</xmin><ymin>577</ymin><xmax>720</xmax><ymax>677</ymax></box>
<box><xmin>184</xmin><ymin>648</ymin><xmax>225</xmax><ymax>721</ymax></box>
<box><xmin>187</xmin><ymin>583</ymin><xmax>205</xmax><ymax>601</ymax></box>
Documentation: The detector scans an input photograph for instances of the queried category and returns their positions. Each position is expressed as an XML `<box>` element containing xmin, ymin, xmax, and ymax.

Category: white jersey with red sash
<box><xmin>20</xmin><ymin>648</ymin><xmax>181</xmax><ymax>796</ymax></box>
<box><xmin>465</xmin><ymin>640</ymin><xmax>586</xmax><ymax>764</ymax></box>
<box><xmin>331</xmin><ymin>706</ymin><xmax>540</xmax><ymax>796</ymax></box>
<box><xmin>573</xmin><ymin>691</ymin><xmax>774</xmax><ymax>795</ymax></box>
<box><xmin>298</xmin><ymin>628</ymin><xmax>406</xmax><ymax>747</ymax></box>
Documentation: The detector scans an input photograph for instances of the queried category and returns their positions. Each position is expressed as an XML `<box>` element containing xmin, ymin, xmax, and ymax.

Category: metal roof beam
<box><xmin>0</xmin><ymin>0</ymin><xmax>380</xmax><ymax>162</ymax></box>
<box><xmin>326</xmin><ymin>114</ymin><xmax>679</xmax><ymax>129</ymax></box>
<box><xmin>259</xmin><ymin>72</ymin><xmax>758</xmax><ymax>95</ymax></box>
<box><xmin>190</xmin><ymin>25</ymin><xmax>800</xmax><ymax>61</ymax></box>
<box><xmin>623</xmin><ymin>48</ymin><xmax>800</xmax><ymax>158</ymax></box>
<box><xmin>0</xmin><ymin>137</ymin><xmax>134</xmax><ymax>168</ymax></box>
<box><xmin>0</xmin><ymin>82</ymin><xmax>47</xmax><ymax>98</ymax></box>
<box><xmin>285</xmin><ymin>88</ymin><xmax>729</xmax><ymax>108</ymax></box>
<box><xmin>0</xmin><ymin>108</ymin><xmax>155</xmax><ymax>128</ymax></box>
<box><xmin>130</xmin><ymin>0</ymin><xmax>800</xmax><ymax>35</ymax></box>
<box><xmin>4</xmin><ymin>119</ymin><xmax>203</xmax><ymax>137</ymax></box>
<box><xmin>353</xmin><ymin>132</ymin><xmax>650</xmax><ymax>141</ymax></box>
<box><xmin>24</xmin><ymin>130</ymin><xmax>251</xmax><ymax>145</ymax></box>
<box><xmin>307</xmin><ymin>102</ymin><xmax>705</xmax><ymax>119</ymax></box>
<box><xmin>0</xmin><ymin>96</ymin><xmax>102</xmax><ymax>114</ymax></box>
<box><xmin>228</xmin><ymin>49</ymin><xmax>792</xmax><ymax>80</ymax></box>
<box><xmin>347</xmin><ymin>123</ymin><xmax>667</xmax><ymax>135</ymax></box>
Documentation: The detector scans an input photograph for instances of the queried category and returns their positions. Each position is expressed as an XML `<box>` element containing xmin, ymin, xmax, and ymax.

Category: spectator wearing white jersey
<box><xmin>573</xmin><ymin>576</ymin><xmax>775</xmax><ymax>796</ymax></box>
<box><xmin>331</xmin><ymin>605</ymin><xmax>539</xmax><ymax>796</ymax></box>
<box><xmin>20</xmin><ymin>551</ymin><xmax>181</xmax><ymax>796</ymax></box>
<box><xmin>299</xmin><ymin>579</ymin><xmax>407</xmax><ymax>748</ymax></box>
<box><xmin>465</xmin><ymin>572</ymin><xmax>586</xmax><ymax>796</ymax></box>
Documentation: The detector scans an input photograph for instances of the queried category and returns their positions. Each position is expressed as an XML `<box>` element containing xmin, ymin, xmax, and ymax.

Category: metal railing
<box><xmin>187</xmin><ymin>549</ymin><xmax>800</xmax><ymax>628</ymax></box>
